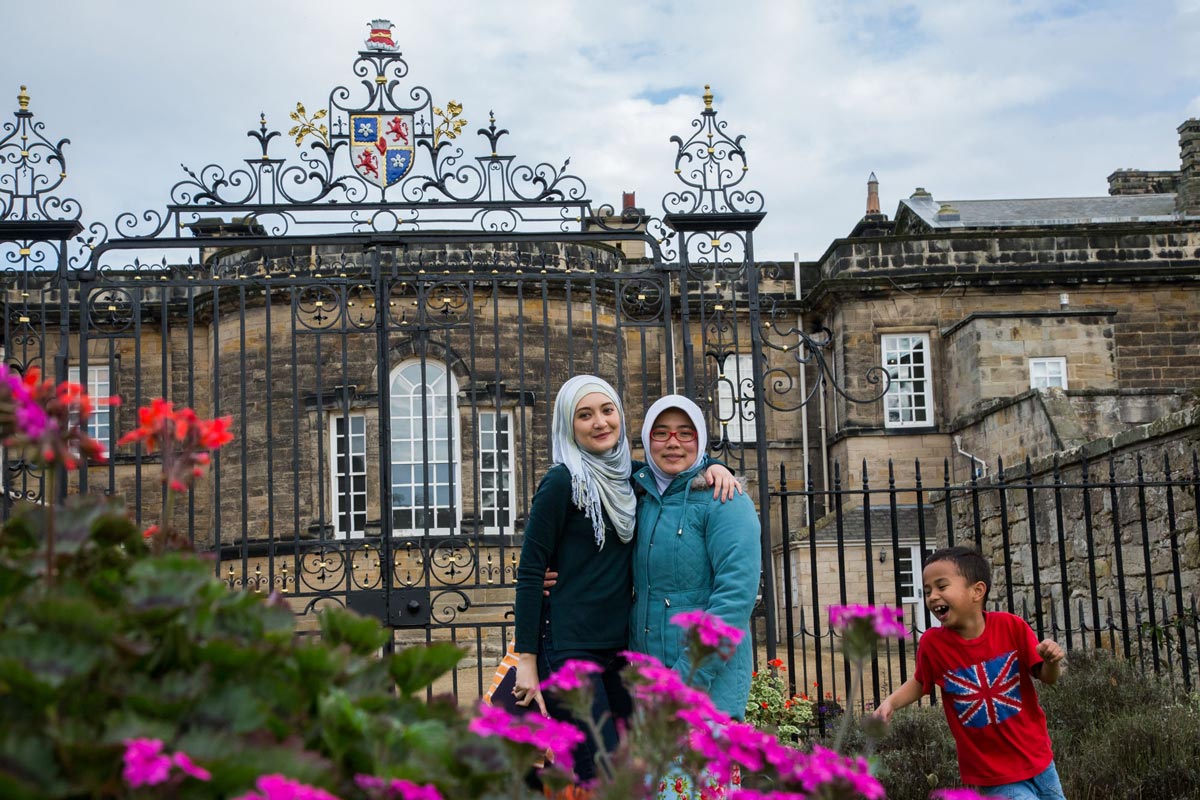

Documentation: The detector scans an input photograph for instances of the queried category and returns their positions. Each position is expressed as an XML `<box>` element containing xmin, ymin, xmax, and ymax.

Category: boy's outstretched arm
<box><xmin>1034</xmin><ymin>638</ymin><xmax>1065</xmax><ymax>685</ymax></box>
<box><xmin>875</xmin><ymin>674</ymin><xmax>925</xmax><ymax>723</ymax></box>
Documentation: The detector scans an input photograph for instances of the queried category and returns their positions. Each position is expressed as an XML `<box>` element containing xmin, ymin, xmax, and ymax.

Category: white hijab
<box><xmin>551</xmin><ymin>375</ymin><xmax>637</xmax><ymax>549</ymax></box>
<box><xmin>641</xmin><ymin>394</ymin><xmax>709</xmax><ymax>494</ymax></box>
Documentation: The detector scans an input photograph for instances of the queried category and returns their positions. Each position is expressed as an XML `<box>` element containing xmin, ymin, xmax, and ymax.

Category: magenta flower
<box><xmin>932</xmin><ymin>790</ymin><xmax>1000</xmax><ymax>800</ymax></box>
<box><xmin>627</xmin><ymin>661</ymin><xmax>724</xmax><ymax>721</ymax></box>
<box><xmin>121</xmin><ymin>738</ymin><xmax>211</xmax><ymax>788</ymax></box>
<box><xmin>620</xmin><ymin>650</ymin><xmax>664</xmax><ymax>666</ymax></box>
<box><xmin>785</xmin><ymin>745</ymin><xmax>884</xmax><ymax>799</ymax></box>
<box><xmin>829</xmin><ymin>604</ymin><xmax>906</xmax><ymax>638</ymax></box>
<box><xmin>232</xmin><ymin>774</ymin><xmax>342</xmax><ymax>800</ymax></box>
<box><xmin>355</xmin><ymin>775</ymin><xmax>443</xmax><ymax>800</ymax></box>
<box><xmin>122</xmin><ymin>738</ymin><xmax>172</xmax><ymax>788</ymax></box>
<box><xmin>172</xmin><ymin>751</ymin><xmax>212</xmax><ymax>782</ymax></box>
<box><xmin>540</xmin><ymin>658</ymin><xmax>603</xmax><ymax>693</ymax></box>
<box><xmin>671</xmin><ymin>610</ymin><xmax>745</xmax><ymax>649</ymax></box>
<box><xmin>468</xmin><ymin>701</ymin><xmax>585</xmax><ymax>771</ymax></box>
<box><xmin>828</xmin><ymin>604</ymin><xmax>906</xmax><ymax>661</ymax></box>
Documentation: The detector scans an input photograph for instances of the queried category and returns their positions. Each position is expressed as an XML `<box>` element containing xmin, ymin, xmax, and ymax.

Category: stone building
<box><xmin>772</xmin><ymin>118</ymin><xmax>1200</xmax><ymax>643</ymax></box>
<box><xmin>3</xmin><ymin>38</ymin><xmax>1198</xmax><ymax>693</ymax></box>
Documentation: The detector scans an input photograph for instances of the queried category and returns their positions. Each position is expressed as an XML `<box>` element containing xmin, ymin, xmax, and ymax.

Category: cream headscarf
<box><xmin>640</xmin><ymin>394</ymin><xmax>709</xmax><ymax>494</ymax></box>
<box><xmin>551</xmin><ymin>375</ymin><xmax>637</xmax><ymax>549</ymax></box>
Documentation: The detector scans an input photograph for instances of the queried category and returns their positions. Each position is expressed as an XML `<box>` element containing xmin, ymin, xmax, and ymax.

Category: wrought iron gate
<box><xmin>0</xmin><ymin>29</ymin><xmax>830</xmax><ymax>694</ymax></box>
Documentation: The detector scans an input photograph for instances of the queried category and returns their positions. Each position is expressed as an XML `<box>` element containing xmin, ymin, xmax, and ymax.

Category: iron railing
<box><xmin>765</xmin><ymin>453</ymin><xmax>1200</xmax><ymax>732</ymax></box>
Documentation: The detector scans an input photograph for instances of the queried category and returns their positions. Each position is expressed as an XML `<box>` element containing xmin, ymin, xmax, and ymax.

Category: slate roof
<box><xmin>896</xmin><ymin>192</ymin><xmax>1180</xmax><ymax>231</ymax></box>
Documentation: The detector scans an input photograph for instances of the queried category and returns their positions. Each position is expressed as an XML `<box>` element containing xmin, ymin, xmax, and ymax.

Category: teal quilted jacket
<box><xmin>628</xmin><ymin>461</ymin><xmax>761</xmax><ymax>719</ymax></box>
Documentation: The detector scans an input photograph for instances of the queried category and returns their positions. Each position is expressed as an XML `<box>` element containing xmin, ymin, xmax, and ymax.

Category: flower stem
<box><xmin>44</xmin><ymin>468</ymin><xmax>56</xmax><ymax>589</ymax></box>
<box><xmin>832</xmin><ymin>659</ymin><xmax>862</xmax><ymax>753</ymax></box>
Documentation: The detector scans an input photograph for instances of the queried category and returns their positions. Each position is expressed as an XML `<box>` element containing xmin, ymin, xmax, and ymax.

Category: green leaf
<box><xmin>0</xmin><ymin>631</ymin><xmax>104</xmax><ymax>691</ymax></box>
<box><xmin>387</xmin><ymin>642</ymin><xmax>465</xmax><ymax>696</ymax></box>
<box><xmin>0</xmin><ymin>562</ymin><xmax>36</xmax><ymax>599</ymax></box>
<box><xmin>317</xmin><ymin>607</ymin><xmax>389</xmax><ymax>654</ymax></box>
<box><xmin>0</xmin><ymin>730</ymin><xmax>66</xmax><ymax>799</ymax></box>
<box><xmin>125</xmin><ymin>554</ymin><xmax>215</xmax><ymax>616</ymax></box>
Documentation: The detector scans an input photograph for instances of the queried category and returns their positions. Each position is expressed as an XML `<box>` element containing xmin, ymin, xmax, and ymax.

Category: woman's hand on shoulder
<box><xmin>704</xmin><ymin>462</ymin><xmax>742</xmax><ymax>503</ymax></box>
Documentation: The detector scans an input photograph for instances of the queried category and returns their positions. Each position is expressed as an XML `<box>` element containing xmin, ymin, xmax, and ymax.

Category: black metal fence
<box><xmin>766</xmin><ymin>452</ymin><xmax>1200</xmax><ymax>726</ymax></box>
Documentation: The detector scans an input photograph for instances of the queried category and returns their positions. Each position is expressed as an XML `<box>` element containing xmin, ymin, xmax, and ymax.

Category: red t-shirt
<box><xmin>914</xmin><ymin>611</ymin><xmax>1053</xmax><ymax>787</ymax></box>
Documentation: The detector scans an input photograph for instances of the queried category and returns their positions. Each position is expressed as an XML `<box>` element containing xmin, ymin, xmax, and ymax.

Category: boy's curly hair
<box><xmin>924</xmin><ymin>545</ymin><xmax>992</xmax><ymax>602</ymax></box>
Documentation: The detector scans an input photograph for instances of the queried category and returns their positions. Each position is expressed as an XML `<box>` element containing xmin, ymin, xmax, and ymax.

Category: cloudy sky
<box><xmin>2</xmin><ymin>0</ymin><xmax>1197</xmax><ymax>261</ymax></box>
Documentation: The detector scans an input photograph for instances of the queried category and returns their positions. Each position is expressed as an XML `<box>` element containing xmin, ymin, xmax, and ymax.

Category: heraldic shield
<box><xmin>350</xmin><ymin>113</ymin><xmax>415</xmax><ymax>188</ymax></box>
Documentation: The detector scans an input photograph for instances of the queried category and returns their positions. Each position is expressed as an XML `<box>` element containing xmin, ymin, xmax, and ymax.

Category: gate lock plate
<box><xmin>346</xmin><ymin>588</ymin><xmax>431</xmax><ymax>628</ymax></box>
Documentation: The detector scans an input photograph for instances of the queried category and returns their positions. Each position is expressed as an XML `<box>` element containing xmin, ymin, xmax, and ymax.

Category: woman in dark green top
<box><xmin>512</xmin><ymin>375</ymin><xmax>735</xmax><ymax>784</ymax></box>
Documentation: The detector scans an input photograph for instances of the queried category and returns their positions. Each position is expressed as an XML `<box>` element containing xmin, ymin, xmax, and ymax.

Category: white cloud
<box><xmin>0</xmin><ymin>0</ymin><xmax>1195</xmax><ymax>260</ymax></box>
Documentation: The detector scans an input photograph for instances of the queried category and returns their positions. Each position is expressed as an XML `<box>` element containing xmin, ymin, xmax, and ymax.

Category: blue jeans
<box><xmin>537</xmin><ymin>617</ymin><xmax>632</xmax><ymax>783</ymax></box>
<box><xmin>982</xmin><ymin>762</ymin><xmax>1066</xmax><ymax>800</ymax></box>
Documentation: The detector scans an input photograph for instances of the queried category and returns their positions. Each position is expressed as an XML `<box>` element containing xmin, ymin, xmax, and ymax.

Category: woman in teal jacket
<box><xmin>629</xmin><ymin>394</ymin><xmax>761</xmax><ymax>719</ymax></box>
<box><xmin>512</xmin><ymin>377</ymin><xmax>739</xmax><ymax>784</ymax></box>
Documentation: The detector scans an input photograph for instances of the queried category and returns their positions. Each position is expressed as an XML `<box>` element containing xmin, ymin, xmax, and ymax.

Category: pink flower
<box><xmin>828</xmin><ymin>604</ymin><xmax>907</xmax><ymax>662</ymax></box>
<box><xmin>172</xmin><ymin>751</ymin><xmax>212</xmax><ymax>781</ymax></box>
<box><xmin>468</xmin><ymin>702</ymin><xmax>584</xmax><ymax>772</ymax></box>
<box><xmin>828</xmin><ymin>604</ymin><xmax>906</xmax><ymax>639</ymax></box>
<box><xmin>627</xmin><ymin>662</ymin><xmax>724</xmax><ymax>721</ymax></box>
<box><xmin>232</xmin><ymin>774</ymin><xmax>342</xmax><ymax>800</ymax></box>
<box><xmin>355</xmin><ymin>775</ymin><xmax>443</xmax><ymax>800</ymax></box>
<box><xmin>121</xmin><ymin>738</ymin><xmax>211</xmax><ymax>788</ymax></box>
<box><xmin>0</xmin><ymin>365</ymin><xmax>110</xmax><ymax>469</ymax></box>
<box><xmin>620</xmin><ymin>649</ymin><xmax>665</xmax><ymax>668</ymax></box>
<box><xmin>783</xmin><ymin>745</ymin><xmax>884</xmax><ymax>799</ymax></box>
<box><xmin>722</xmin><ymin>722</ymin><xmax>772</xmax><ymax>772</ymax></box>
<box><xmin>671</xmin><ymin>610</ymin><xmax>745</xmax><ymax>649</ymax></box>
<box><xmin>540</xmin><ymin>659</ymin><xmax>603</xmax><ymax>693</ymax></box>
<box><xmin>122</xmin><ymin>738</ymin><xmax>172</xmax><ymax>788</ymax></box>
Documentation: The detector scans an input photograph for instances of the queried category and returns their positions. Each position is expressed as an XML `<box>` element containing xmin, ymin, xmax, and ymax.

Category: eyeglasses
<box><xmin>649</xmin><ymin>428</ymin><xmax>698</xmax><ymax>443</ymax></box>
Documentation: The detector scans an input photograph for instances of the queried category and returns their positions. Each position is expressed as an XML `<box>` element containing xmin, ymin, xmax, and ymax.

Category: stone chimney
<box><xmin>1176</xmin><ymin>118</ymin><xmax>1200</xmax><ymax>215</ymax></box>
<box><xmin>622</xmin><ymin>191</ymin><xmax>638</xmax><ymax>212</ymax></box>
<box><xmin>846</xmin><ymin>172</ymin><xmax>894</xmax><ymax>238</ymax></box>
<box><xmin>866</xmin><ymin>172</ymin><xmax>880</xmax><ymax>215</ymax></box>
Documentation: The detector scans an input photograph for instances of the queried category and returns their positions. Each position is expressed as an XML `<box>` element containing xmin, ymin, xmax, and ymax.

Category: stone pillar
<box><xmin>1175</xmin><ymin>119</ymin><xmax>1200</xmax><ymax>214</ymax></box>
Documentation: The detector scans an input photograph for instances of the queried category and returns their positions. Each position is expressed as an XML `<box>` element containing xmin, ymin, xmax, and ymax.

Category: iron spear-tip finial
<box><xmin>18</xmin><ymin>85</ymin><xmax>29</xmax><ymax>111</ymax></box>
<box><xmin>703</xmin><ymin>85</ymin><xmax>713</xmax><ymax>111</ymax></box>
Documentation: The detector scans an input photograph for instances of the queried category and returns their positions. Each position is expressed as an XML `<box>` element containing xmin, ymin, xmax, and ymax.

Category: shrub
<box><xmin>1042</xmin><ymin>650</ymin><xmax>1200</xmax><ymax>800</ymax></box>
<box><xmin>744</xmin><ymin>660</ymin><xmax>815</xmax><ymax>744</ymax></box>
<box><xmin>0</xmin><ymin>497</ymin><xmax>487</xmax><ymax>799</ymax></box>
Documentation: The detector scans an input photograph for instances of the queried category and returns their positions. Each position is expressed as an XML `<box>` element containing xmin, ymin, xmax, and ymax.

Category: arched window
<box><xmin>389</xmin><ymin>361</ymin><xmax>460</xmax><ymax>532</ymax></box>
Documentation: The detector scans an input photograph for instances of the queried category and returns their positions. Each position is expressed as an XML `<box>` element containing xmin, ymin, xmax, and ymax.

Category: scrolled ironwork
<box><xmin>295</xmin><ymin>284</ymin><xmax>346</xmax><ymax>331</ymax></box>
<box><xmin>85</xmin><ymin>287</ymin><xmax>137</xmax><ymax>334</ymax></box>
<box><xmin>662</xmin><ymin>85</ymin><xmax>764</xmax><ymax>217</ymax></box>
<box><xmin>0</xmin><ymin>86</ymin><xmax>81</xmax><ymax>224</ymax></box>
<box><xmin>296</xmin><ymin>545</ymin><xmax>351</xmax><ymax>592</ymax></box>
<box><xmin>426</xmin><ymin>537</ymin><xmax>478</xmax><ymax>586</ymax></box>
<box><xmin>618</xmin><ymin>277</ymin><xmax>665</xmax><ymax>323</ymax></box>
<box><xmin>429</xmin><ymin>588</ymin><xmax>471</xmax><ymax>624</ymax></box>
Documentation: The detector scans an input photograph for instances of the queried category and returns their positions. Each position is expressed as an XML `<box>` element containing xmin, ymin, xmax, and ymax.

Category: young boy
<box><xmin>876</xmin><ymin>546</ymin><xmax>1067</xmax><ymax>800</ymax></box>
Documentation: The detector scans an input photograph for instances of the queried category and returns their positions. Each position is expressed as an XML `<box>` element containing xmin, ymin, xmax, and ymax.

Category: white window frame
<box><xmin>716</xmin><ymin>353</ymin><xmax>757</xmax><ymax>444</ymax></box>
<box><xmin>389</xmin><ymin>361</ymin><xmax>461</xmax><ymax>534</ymax></box>
<box><xmin>1029</xmin><ymin>357</ymin><xmax>1068</xmax><ymax>390</ymax></box>
<box><xmin>68</xmin><ymin>365</ymin><xmax>111</xmax><ymax>444</ymax></box>
<box><xmin>897</xmin><ymin>544</ymin><xmax>938</xmax><ymax>634</ymax></box>
<box><xmin>881</xmin><ymin>333</ymin><xmax>933</xmax><ymax>429</ymax></box>
<box><xmin>330</xmin><ymin>413</ymin><xmax>368</xmax><ymax>538</ymax></box>
<box><xmin>477</xmin><ymin>410</ymin><xmax>515</xmax><ymax>533</ymax></box>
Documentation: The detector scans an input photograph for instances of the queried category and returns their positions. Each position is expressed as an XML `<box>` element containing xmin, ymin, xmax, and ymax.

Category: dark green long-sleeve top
<box><xmin>513</xmin><ymin>464</ymin><xmax>634</xmax><ymax>654</ymax></box>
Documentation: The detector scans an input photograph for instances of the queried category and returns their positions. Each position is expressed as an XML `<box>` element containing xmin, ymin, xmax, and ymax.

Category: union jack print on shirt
<box><xmin>943</xmin><ymin>650</ymin><xmax>1022</xmax><ymax>729</ymax></box>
